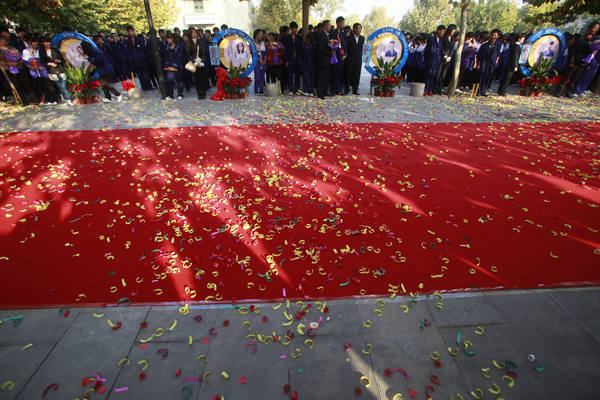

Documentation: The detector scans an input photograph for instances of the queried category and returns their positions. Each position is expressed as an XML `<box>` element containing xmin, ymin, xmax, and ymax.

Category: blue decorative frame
<box><xmin>363</xmin><ymin>27</ymin><xmax>409</xmax><ymax>76</ymax></box>
<box><xmin>211</xmin><ymin>28</ymin><xmax>258</xmax><ymax>78</ymax></box>
<box><xmin>519</xmin><ymin>28</ymin><xmax>566</xmax><ymax>77</ymax></box>
<box><xmin>51</xmin><ymin>32</ymin><xmax>101</xmax><ymax>80</ymax></box>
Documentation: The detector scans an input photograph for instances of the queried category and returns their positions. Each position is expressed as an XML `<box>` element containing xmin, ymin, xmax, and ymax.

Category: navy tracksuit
<box><xmin>478</xmin><ymin>40</ymin><xmax>501</xmax><ymax>95</ymax></box>
<box><xmin>283</xmin><ymin>33</ymin><xmax>304</xmax><ymax>93</ymax></box>
<box><xmin>424</xmin><ymin>35</ymin><xmax>442</xmax><ymax>94</ymax></box>
<box><xmin>302</xmin><ymin>41</ymin><xmax>316</xmax><ymax>94</ymax></box>
<box><xmin>126</xmin><ymin>35</ymin><xmax>152</xmax><ymax>90</ymax></box>
<box><xmin>163</xmin><ymin>42</ymin><xmax>186</xmax><ymax>98</ymax></box>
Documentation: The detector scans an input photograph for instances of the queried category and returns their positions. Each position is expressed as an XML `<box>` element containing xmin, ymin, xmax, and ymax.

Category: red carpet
<box><xmin>1</xmin><ymin>122</ymin><xmax>599</xmax><ymax>308</ymax></box>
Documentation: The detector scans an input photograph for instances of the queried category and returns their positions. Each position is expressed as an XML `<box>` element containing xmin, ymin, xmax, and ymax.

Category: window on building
<box><xmin>192</xmin><ymin>0</ymin><xmax>204</xmax><ymax>13</ymax></box>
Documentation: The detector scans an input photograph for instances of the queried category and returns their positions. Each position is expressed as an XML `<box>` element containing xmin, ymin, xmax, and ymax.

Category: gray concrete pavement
<box><xmin>1</xmin><ymin>72</ymin><xmax>599</xmax><ymax>133</ymax></box>
<box><xmin>0</xmin><ymin>287</ymin><xmax>599</xmax><ymax>399</ymax></box>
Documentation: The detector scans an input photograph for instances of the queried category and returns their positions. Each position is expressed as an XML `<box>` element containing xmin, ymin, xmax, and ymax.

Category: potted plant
<box><xmin>223</xmin><ymin>65</ymin><xmax>252</xmax><ymax>99</ymax></box>
<box><xmin>64</xmin><ymin>64</ymin><xmax>101</xmax><ymax>103</ymax></box>
<box><xmin>371</xmin><ymin>57</ymin><xmax>402</xmax><ymax>97</ymax></box>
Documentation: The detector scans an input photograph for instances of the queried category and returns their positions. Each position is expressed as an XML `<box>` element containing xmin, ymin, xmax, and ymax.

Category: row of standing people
<box><xmin>252</xmin><ymin>17</ymin><xmax>365</xmax><ymax>99</ymax></box>
<box><xmin>403</xmin><ymin>21</ymin><xmax>600</xmax><ymax>97</ymax></box>
<box><xmin>0</xmin><ymin>24</ymin><xmax>230</xmax><ymax>105</ymax></box>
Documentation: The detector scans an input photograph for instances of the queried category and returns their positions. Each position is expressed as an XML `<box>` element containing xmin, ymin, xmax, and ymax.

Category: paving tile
<box><xmin>107</xmin><ymin>341</ymin><xmax>207</xmax><ymax>400</ymax></box>
<box><xmin>425</xmin><ymin>294</ymin><xmax>504</xmax><ymax>327</ymax></box>
<box><xmin>0</xmin><ymin>344</ymin><xmax>53</xmax><ymax>400</ymax></box>
<box><xmin>0</xmin><ymin>309</ymin><xmax>79</xmax><ymax>346</ymax></box>
<box><xmin>438</xmin><ymin>320</ymin><xmax>600</xmax><ymax>400</ymax></box>
<box><xmin>15</xmin><ymin>307</ymin><xmax>148</xmax><ymax>400</ymax></box>
<box><xmin>549</xmin><ymin>289</ymin><xmax>600</xmax><ymax>321</ymax></box>
<box><xmin>195</xmin><ymin>307</ymin><xmax>291</xmax><ymax>400</ymax></box>
<box><xmin>289</xmin><ymin>334</ymin><xmax>381</xmax><ymax>399</ymax></box>
<box><xmin>485</xmin><ymin>292</ymin><xmax>575</xmax><ymax>322</ymax></box>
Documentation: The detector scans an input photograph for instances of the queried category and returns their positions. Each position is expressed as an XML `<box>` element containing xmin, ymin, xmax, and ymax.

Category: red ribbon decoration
<box><xmin>431</xmin><ymin>375</ymin><xmax>441</xmax><ymax>385</ymax></box>
<box><xmin>157</xmin><ymin>348</ymin><xmax>168</xmax><ymax>358</ymax></box>
<box><xmin>112</xmin><ymin>322</ymin><xmax>122</xmax><ymax>330</ymax></box>
<box><xmin>43</xmin><ymin>383</ymin><xmax>59</xmax><ymax>397</ymax></box>
<box><xmin>354</xmin><ymin>386</ymin><xmax>362</xmax><ymax>396</ymax></box>
<box><xmin>193</xmin><ymin>315</ymin><xmax>202</xmax><ymax>322</ymax></box>
<box><xmin>425</xmin><ymin>385</ymin><xmax>435</xmax><ymax>397</ymax></box>
<box><xmin>210</xmin><ymin>67</ymin><xmax>228</xmax><ymax>101</ymax></box>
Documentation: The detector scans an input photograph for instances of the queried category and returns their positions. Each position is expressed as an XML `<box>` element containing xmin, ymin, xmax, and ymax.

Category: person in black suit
<box><xmin>316</xmin><ymin>20</ymin><xmax>332</xmax><ymax>99</ymax></box>
<box><xmin>497</xmin><ymin>33</ymin><xmax>523</xmax><ymax>96</ymax></box>
<box><xmin>345</xmin><ymin>23</ymin><xmax>364</xmax><ymax>95</ymax></box>
<box><xmin>436</xmin><ymin>24</ymin><xmax>456</xmax><ymax>94</ymax></box>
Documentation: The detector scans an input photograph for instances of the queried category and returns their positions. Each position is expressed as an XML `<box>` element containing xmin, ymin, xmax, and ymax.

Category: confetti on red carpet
<box><xmin>1</xmin><ymin>122</ymin><xmax>599</xmax><ymax>308</ymax></box>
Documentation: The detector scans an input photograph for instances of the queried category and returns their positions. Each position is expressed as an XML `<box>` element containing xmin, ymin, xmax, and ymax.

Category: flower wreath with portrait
<box><xmin>517</xmin><ymin>54</ymin><xmax>560</xmax><ymax>97</ymax></box>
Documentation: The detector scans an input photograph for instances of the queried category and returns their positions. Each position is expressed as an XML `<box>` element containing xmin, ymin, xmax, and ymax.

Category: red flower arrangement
<box><xmin>518</xmin><ymin>74</ymin><xmax>561</xmax><ymax>95</ymax></box>
<box><xmin>68</xmin><ymin>80</ymin><xmax>101</xmax><ymax>94</ymax></box>
<box><xmin>223</xmin><ymin>76</ymin><xmax>252</xmax><ymax>97</ymax></box>
<box><xmin>371</xmin><ymin>75</ymin><xmax>403</xmax><ymax>96</ymax></box>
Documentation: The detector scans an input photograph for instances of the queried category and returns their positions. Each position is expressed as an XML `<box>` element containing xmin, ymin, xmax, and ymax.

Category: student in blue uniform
<box><xmin>125</xmin><ymin>25</ymin><xmax>152</xmax><ymax>91</ymax></box>
<box><xmin>283</xmin><ymin>21</ymin><xmax>303</xmax><ymax>95</ymax></box>
<box><xmin>424</xmin><ymin>25</ymin><xmax>445</xmax><ymax>95</ymax></box>
<box><xmin>478</xmin><ymin>29</ymin><xmax>502</xmax><ymax>96</ymax></box>
<box><xmin>80</xmin><ymin>41</ymin><xmax>122</xmax><ymax>102</ymax></box>
<box><xmin>497</xmin><ymin>33</ymin><xmax>523</xmax><ymax>96</ymax></box>
<box><xmin>163</xmin><ymin>32</ymin><xmax>187</xmax><ymax>100</ymax></box>
<box><xmin>301</xmin><ymin>31</ymin><xmax>316</xmax><ymax>95</ymax></box>
<box><xmin>94</xmin><ymin>35</ymin><xmax>115</xmax><ymax>81</ymax></box>
<box><xmin>114</xmin><ymin>33</ymin><xmax>130</xmax><ymax>80</ymax></box>
<box><xmin>329</xmin><ymin>16</ymin><xmax>347</xmax><ymax>95</ymax></box>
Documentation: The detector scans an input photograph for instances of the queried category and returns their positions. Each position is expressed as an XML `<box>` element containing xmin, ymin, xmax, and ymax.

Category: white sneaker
<box><xmin>48</xmin><ymin>101</ymin><xmax>57</xmax><ymax>105</ymax></box>
<box><xmin>116</xmin><ymin>95</ymin><xmax>122</xmax><ymax>103</ymax></box>
<box><xmin>103</xmin><ymin>98</ymin><xmax>111</xmax><ymax>103</ymax></box>
<box><xmin>66</xmin><ymin>100</ymin><xmax>73</xmax><ymax>106</ymax></box>
<box><xmin>165</xmin><ymin>96</ymin><xmax>173</xmax><ymax>100</ymax></box>
<box><xmin>177</xmin><ymin>96</ymin><xmax>183</xmax><ymax>100</ymax></box>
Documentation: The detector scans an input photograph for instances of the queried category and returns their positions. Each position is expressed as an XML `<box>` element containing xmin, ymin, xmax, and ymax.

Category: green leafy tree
<box><xmin>514</xmin><ymin>3</ymin><xmax>559</xmax><ymax>33</ymax></box>
<box><xmin>310</xmin><ymin>0</ymin><xmax>345</xmax><ymax>22</ymax></box>
<box><xmin>253</xmin><ymin>0</ymin><xmax>302</xmax><ymax>33</ymax></box>
<box><xmin>524</xmin><ymin>0</ymin><xmax>600</xmax><ymax>24</ymax></box>
<box><xmin>0</xmin><ymin>0</ymin><xmax>178</xmax><ymax>34</ymax></box>
<box><xmin>463</xmin><ymin>0</ymin><xmax>519</xmax><ymax>32</ymax></box>
<box><xmin>361</xmin><ymin>6</ymin><xmax>396</xmax><ymax>37</ymax></box>
<box><xmin>398</xmin><ymin>0</ymin><xmax>455</xmax><ymax>34</ymax></box>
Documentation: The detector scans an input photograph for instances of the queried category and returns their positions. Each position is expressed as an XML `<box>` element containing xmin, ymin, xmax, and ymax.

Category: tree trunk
<box><xmin>447</xmin><ymin>3</ymin><xmax>468</xmax><ymax>96</ymax></box>
<box><xmin>302</xmin><ymin>0</ymin><xmax>309</xmax><ymax>40</ymax></box>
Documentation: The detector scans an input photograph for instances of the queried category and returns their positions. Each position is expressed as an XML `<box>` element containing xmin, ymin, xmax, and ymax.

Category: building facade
<box><xmin>175</xmin><ymin>0</ymin><xmax>251</xmax><ymax>32</ymax></box>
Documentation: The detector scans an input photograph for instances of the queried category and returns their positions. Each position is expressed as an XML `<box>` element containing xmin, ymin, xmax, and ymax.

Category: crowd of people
<box><xmin>404</xmin><ymin>21</ymin><xmax>600</xmax><ymax>97</ymax></box>
<box><xmin>1</xmin><ymin>17</ymin><xmax>599</xmax><ymax>106</ymax></box>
